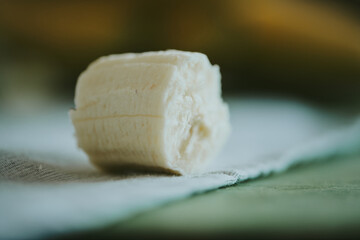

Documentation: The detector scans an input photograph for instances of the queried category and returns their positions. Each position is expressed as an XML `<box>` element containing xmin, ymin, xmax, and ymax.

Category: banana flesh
<box><xmin>70</xmin><ymin>50</ymin><xmax>230</xmax><ymax>175</ymax></box>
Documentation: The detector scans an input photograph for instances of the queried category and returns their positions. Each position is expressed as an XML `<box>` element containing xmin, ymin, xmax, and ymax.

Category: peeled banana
<box><xmin>70</xmin><ymin>50</ymin><xmax>230</xmax><ymax>175</ymax></box>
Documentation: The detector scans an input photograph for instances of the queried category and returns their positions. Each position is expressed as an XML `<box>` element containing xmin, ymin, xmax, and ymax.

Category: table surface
<box><xmin>61</xmin><ymin>154</ymin><xmax>360</xmax><ymax>239</ymax></box>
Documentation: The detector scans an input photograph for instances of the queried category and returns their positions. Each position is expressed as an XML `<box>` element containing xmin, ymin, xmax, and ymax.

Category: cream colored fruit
<box><xmin>70</xmin><ymin>50</ymin><xmax>230</xmax><ymax>175</ymax></box>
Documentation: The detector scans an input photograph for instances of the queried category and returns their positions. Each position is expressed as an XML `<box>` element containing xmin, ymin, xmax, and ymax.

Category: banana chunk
<box><xmin>70</xmin><ymin>50</ymin><xmax>230</xmax><ymax>175</ymax></box>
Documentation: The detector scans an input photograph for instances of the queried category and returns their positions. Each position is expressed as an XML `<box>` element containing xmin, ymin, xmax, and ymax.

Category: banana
<box><xmin>70</xmin><ymin>50</ymin><xmax>230</xmax><ymax>175</ymax></box>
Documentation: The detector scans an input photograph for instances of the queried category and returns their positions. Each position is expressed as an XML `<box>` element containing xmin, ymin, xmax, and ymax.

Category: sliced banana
<box><xmin>70</xmin><ymin>50</ymin><xmax>230</xmax><ymax>175</ymax></box>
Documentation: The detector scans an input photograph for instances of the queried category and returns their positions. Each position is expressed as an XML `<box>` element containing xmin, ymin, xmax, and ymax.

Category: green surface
<box><xmin>64</xmin><ymin>155</ymin><xmax>360</xmax><ymax>238</ymax></box>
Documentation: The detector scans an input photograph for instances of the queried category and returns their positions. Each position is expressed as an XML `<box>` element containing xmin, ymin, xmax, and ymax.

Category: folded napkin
<box><xmin>1</xmin><ymin>97</ymin><xmax>359</xmax><ymax>239</ymax></box>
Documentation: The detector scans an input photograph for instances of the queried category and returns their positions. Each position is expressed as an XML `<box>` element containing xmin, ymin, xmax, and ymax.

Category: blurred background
<box><xmin>0</xmin><ymin>0</ymin><xmax>360</xmax><ymax>113</ymax></box>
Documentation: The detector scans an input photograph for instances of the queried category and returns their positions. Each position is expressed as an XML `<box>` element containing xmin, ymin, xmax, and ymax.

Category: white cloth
<box><xmin>1</xmin><ymin>97</ymin><xmax>359</xmax><ymax>239</ymax></box>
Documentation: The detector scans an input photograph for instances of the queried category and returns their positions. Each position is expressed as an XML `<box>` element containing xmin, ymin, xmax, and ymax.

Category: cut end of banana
<box><xmin>70</xmin><ymin>50</ymin><xmax>230</xmax><ymax>175</ymax></box>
